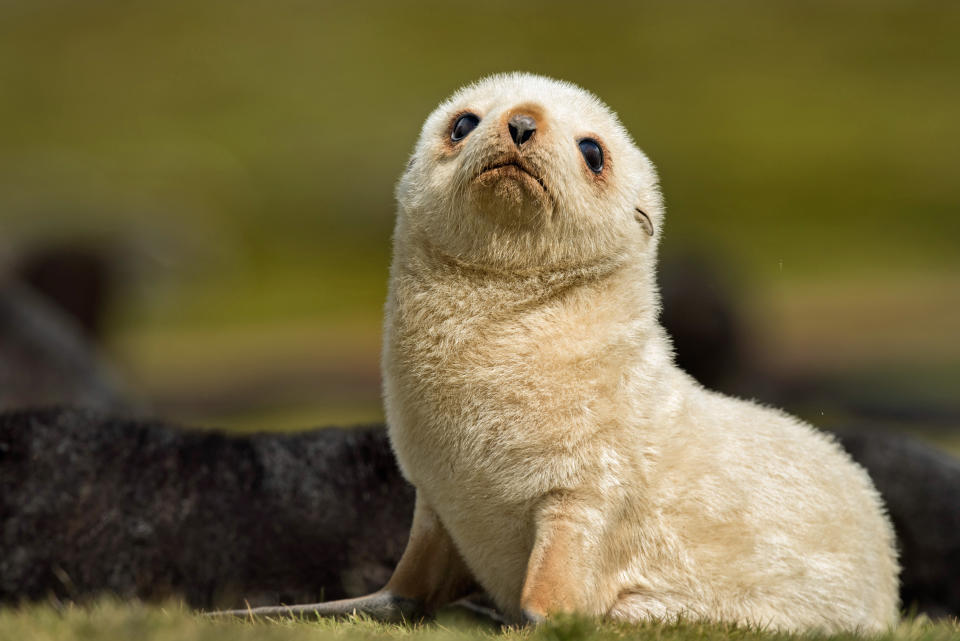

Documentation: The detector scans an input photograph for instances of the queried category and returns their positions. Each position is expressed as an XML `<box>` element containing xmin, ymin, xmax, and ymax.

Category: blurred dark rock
<box><xmin>0</xmin><ymin>282</ymin><xmax>127</xmax><ymax>412</ymax></box>
<box><xmin>659</xmin><ymin>254</ymin><xmax>743</xmax><ymax>391</ymax></box>
<box><xmin>0</xmin><ymin>407</ymin><xmax>413</xmax><ymax>609</ymax></box>
<box><xmin>14</xmin><ymin>246</ymin><xmax>113</xmax><ymax>341</ymax></box>
<box><xmin>837</xmin><ymin>430</ymin><xmax>960</xmax><ymax>619</ymax></box>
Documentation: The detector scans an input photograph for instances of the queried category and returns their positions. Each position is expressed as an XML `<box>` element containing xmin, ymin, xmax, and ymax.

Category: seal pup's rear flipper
<box><xmin>208</xmin><ymin>590</ymin><xmax>424</xmax><ymax>622</ymax></box>
<box><xmin>208</xmin><ymin>495</ymin><xmax>476</xmax><ymax>623</ymax></box>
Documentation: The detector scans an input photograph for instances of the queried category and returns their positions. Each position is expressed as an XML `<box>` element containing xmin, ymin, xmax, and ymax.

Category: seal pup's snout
<box><xmin>507</xmin><ymin>113</ymin><xmax>537</xmax><ymax>147</ymax></box>
<box><xmin>469</xmin><ymin>103</ymin><xmax>552</xmax><ymax>217</ymax></box>
<box><xmin>502</xmin><ymin>103</ymin><xmax>546</xmax><ymax>150</ymax></box>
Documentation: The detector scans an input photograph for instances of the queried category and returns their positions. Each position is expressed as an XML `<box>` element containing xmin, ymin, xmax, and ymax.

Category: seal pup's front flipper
<box><xmin>518</xmin><ymin>492</ymin><xmax>605</xmax><ymax>624</ymax></box>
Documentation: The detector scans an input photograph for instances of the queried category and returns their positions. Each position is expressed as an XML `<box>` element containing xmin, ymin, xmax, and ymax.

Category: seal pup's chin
<box><xmin>470</xmin><ymin>158</ymin><xmax>552</xmax><ymax>226</ymax></box>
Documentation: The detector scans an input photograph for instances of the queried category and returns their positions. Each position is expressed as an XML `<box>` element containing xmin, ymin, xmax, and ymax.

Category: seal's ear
<box><xmin>634</xmin><ymin>208</ymin><xmax>654</xmax><ymax>236</ymax></box>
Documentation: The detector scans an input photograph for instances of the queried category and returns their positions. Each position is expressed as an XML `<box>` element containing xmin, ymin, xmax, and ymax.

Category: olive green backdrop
<box><xmin>1</xmin><ymin>0</ymin><xmax>957</xmax><ymax>432</ymax></box>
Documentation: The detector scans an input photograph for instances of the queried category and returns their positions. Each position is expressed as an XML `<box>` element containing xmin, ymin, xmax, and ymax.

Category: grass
<box><xmin>0</xmin><ymin>602</ymin><xmax>958</xmax><ymax>641</ymax></box>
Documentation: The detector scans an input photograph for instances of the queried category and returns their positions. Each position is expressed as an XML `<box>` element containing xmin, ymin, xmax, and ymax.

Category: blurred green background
<box><xmin>1</xmin><ymin>0</ymin><xmax>957</xmax><ymax>438</ymax></box>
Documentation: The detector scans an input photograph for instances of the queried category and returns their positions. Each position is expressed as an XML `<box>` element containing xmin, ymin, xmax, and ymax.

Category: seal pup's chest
<box><xmin>383</xmin><ymin>266</ymin><xmax>640</xmax><ymax>497</ymax></box>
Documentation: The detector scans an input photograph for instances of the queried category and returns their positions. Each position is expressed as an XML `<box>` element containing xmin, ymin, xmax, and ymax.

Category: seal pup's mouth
<box><xmin>476</xmin><ymin>159</ymin><xmax>548</xmax><ymax>195</ymax></box>
<box><xmin>472</xmin><ymin>156</ymin><xmax>554</xmax><ymax>223</ymax></box>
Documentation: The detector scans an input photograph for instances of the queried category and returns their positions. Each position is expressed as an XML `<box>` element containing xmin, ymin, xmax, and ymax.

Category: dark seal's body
<box><xmin>0</xmin><ymin>407</ymin><xmax>413</xmax><ymax>609</ymax></box>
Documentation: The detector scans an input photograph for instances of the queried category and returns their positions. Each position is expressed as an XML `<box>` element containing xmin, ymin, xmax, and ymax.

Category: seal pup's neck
<box><xmin>392</xmin><ymin>231</ymin><xmax>660</xmax><ymax>326</ymax></box>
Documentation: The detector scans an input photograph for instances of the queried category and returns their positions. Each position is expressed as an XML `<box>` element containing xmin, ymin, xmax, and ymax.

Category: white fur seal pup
<box><xmin>222</xmin><ymin>74</ymin><xmax>899</xmax><ymax>632</ymax></box>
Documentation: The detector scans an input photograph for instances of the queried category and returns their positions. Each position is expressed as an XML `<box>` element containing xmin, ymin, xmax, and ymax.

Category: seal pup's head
<box><xmin>396</xmin><ymin>73</ymin><xmax>663</xmax><ymax>273</ymax></box>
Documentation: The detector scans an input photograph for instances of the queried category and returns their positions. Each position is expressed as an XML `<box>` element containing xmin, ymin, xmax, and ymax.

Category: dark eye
<box><xmin>451</xmin><ymin>113</ymin><xmax>480</xmax><ymax>142</ymax></box>
<box><xmin>578</xmin><ymin>138</ymin><xmax>603</xmax><ymax>173</ymax></box>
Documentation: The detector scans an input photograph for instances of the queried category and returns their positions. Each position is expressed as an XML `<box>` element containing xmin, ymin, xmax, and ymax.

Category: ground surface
<box><xmin>0</xmin><ymin>603</ymin><xmax>958</xmax><ymax>641</ymax></box>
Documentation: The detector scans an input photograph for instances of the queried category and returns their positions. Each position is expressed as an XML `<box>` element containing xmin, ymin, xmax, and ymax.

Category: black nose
<box><xmin>508</xmin><ymin>114</ymin><xmax>537</xmax><ymax>147</ymax></box>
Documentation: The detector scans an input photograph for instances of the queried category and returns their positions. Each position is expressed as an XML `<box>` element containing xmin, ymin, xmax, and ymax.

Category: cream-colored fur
<box><xmin>382</xmin><ymin>73</ymin><xmax>899</xmax><ymax>633</ymax></box>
